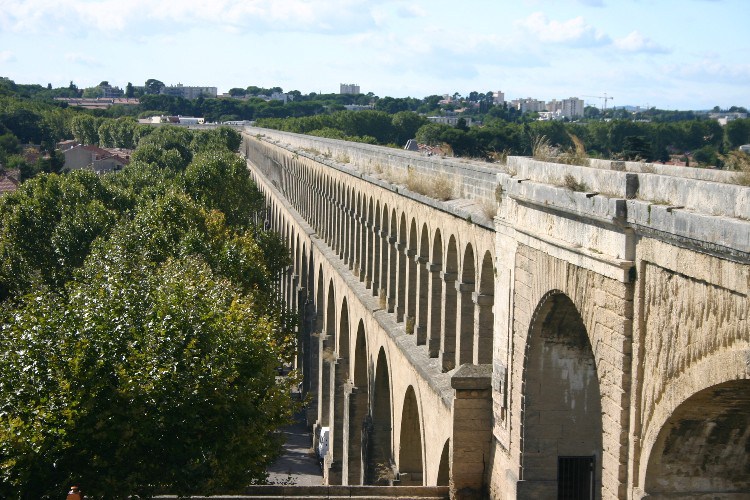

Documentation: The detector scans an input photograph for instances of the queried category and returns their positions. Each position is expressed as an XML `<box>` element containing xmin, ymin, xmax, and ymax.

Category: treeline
<box><xmin>0</xmin><ymin>125</ymin><xmax>297</xmax><ymax>497</ymax></box>
<box><xmin>258</xmin><ymin>110</ymin><xmax>750</xmax><ymax>166</ymax></box>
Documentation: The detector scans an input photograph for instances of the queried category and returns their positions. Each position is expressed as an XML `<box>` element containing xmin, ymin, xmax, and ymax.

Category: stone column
<box><xmin>451</xmin><ymin>364</ymin><xmax>492</xmax><ymax>500</ymax></box>
<box><xmin>439</xmin><ymin>271</ymin><xmax>458</xmax><ymax>371</ymax></box>
<box><xmin>455</xmin><ymin>279</ymin><xmax>475</xmax><ymax>366</ymax></box>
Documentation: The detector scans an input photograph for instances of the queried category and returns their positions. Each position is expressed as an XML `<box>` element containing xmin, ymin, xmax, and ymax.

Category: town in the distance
<box><xmin>1</xmin><ymin>76</ymin><xmax>749</xmax><ymax>194</ymax></box>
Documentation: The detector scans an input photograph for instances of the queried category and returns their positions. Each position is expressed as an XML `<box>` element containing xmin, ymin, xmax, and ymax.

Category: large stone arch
<box><xmin>368</xmin><ymin>347</ymin><xmax>394</xmax><ymax>485</ymax></box>
<box><xmin>398</xmin><ymin>385</ymin><xmax>424</xmax><ymax>485</ymax></box>
<box><xmin>644</xmin><ymin>379</ymin><xmax>750</xmax><ymax>497</ymax></box>
<box><xmin>520</xmin><ymin>290</ymin><xmax>603</xmax><ymax>499</ymax></box>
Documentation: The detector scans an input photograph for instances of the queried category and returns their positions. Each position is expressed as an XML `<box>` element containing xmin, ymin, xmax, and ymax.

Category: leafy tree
<box><xmin>70</xmin><ymin>114</ymin><xmax>99</xmax><ymax>145</ymax></box>
<box><xmin>0</xmin><ymin>134</ymin><xmax>296</xmax><ymax>497</ymax></box>
<box><xmin>724</xmin><ymin>118</ymin><xmax>750</xmax><ymax>150</ymax></box>
<box><xmin>144</xmin><ymin>78</ymin><xmax>165</xmax><ymax>95</ymax></box>
<box><xmin>125</xmin><ymin>82</ymin><xmax>135</xmax><ymax>98</ymax></box>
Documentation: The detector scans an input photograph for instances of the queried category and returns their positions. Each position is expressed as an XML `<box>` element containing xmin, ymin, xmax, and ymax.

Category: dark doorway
<box><xmin>558</xmin><ymin>456</ymin><xmax>594</xmax><ymax>500</ymax></box>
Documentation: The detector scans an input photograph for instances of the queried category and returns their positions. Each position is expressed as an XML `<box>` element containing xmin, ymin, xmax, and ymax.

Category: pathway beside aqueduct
<box><xmin>242</xmin><ymin>128</ymin><xmax>749</xmax><ymax>499</ymax></box>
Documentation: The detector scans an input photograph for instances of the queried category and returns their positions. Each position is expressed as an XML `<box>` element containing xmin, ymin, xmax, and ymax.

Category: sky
<box><xmin>0</xmin><ymin>0</ymin><xmax>748</xmax><ymax>110</ymax></box>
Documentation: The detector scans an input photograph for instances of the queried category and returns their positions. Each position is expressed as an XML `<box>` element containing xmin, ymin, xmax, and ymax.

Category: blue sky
<box><xmin>0</xmin><ymin>0</ymin><xmax>747</xmax><ymax>109</ymax></box>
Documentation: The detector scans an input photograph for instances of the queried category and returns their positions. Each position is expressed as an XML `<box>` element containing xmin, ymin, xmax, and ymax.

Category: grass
<box><xmin>404</xmin><ymin>167</ymin><xmax>455</xmax><ymax>201</ymax></box>
<box><xmin>563</xmin><ymin>173</ymin><xmax>589</xmax><ymax>192</ymax></box>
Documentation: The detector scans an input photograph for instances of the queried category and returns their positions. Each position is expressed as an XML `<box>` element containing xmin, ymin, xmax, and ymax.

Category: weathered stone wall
<box><xmin>242</xmin><ymin>129</ymin><xmax>750</xmax><ymax>500</ymax></box>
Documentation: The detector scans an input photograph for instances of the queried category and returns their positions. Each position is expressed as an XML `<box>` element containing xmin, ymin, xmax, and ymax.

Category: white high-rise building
<box><xmin>561</xmin><ymin>97</ymin><xmax>584</xmax><ymax>119</ymax></box>
<box><xmin>340</xmin><ymin>83</ymin><xmax>361</xmax><ymax>95</ymax></box>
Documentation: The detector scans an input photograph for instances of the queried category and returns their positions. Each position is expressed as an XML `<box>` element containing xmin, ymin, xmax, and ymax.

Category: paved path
<box><xmin>266</xmin><ymin>409</ymin><xmax>323</xmax><ymax>486</ymax></box>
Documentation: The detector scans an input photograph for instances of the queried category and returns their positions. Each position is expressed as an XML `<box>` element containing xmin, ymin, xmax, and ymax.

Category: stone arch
<box><xmin>347</xmin><ymin>321</ymin><xmax>369</xmax><ymax>485</ymax></box>
<box><xmin>644</xmin><ymin>379</ymin><xmax>750</xmax><ymax>496</ymax></box>
<box><xmin>415</xmin><ymin>224</ymin><xmax>430</xmax><ymax>345</ymax></box>
<box><xmin>396</xmin><ymin>213</ymin><xmax>408</xmax><ymax>322</ymax></box>
<box><xmin>457</xmin><ymin>243</ymin><xmax>475</xmax><ymax>365</ymax></box>
<box><xmin>398</xmin><ymin>386</ymin><xmax>424</xmax><ymax>485</ymax></box>
<box><xmin>372</xmin><ymin>200</ymin><xmax>381</xmax><ymax>295</ymax></box>
<box><xmin>440</xmin><ymin>235</ymin><xmax>459</xmax><ymax>371</ymax></box>
<box><xmin>437</xmin><ymin>439</ymin><xmax>450</xmax><ymax>486</ymax></box>
<box><xmin>428</xmin><ymin>229</ymin><xmax>444</xmax><ymax>358</ymax></box>
<box><xmin>521</xmin><ymin>291</ymin><xmax>603</xmax><ymax>499</ymax></box>
<box><xmin>326</xmin><ymin>280</ymin><xmax>336</xmax><ymax>344</ymax></box>
<box><xmin>365</xmin><ymin>197</ymin><xmax>375</xmax><ymax>289</ymax></box>
<box><xmin>387</xmin><ymin>208</ymin><xmax>398</xmax><ymax>313</ymax></box>
<box><xmin>476</xmin><ymin>251</ymin><xmax>494</xmax><ymax>364</ymax></box>
<box><xmin>338</xmin><ymin>298</ymin><xmax>350</xmax><ymax>362</ymax></box>
<box><xmin>405</xmin><ymin>218</ymin><xmax>419</xmax><ymax>333</ymax></box>
<box><xmin>368</xmin><ymin>347</ymin><xmax>394</xmax><ymax>485</ymax></box>
<box><xmin>379</xmin><ymin>204</ymin><xmax>390</xmax><ymax>302</ymax></box>
<box><xmin>328</xmin><ymin>296</ymin><xmax>351</xmax><ymax>484</ymax></box>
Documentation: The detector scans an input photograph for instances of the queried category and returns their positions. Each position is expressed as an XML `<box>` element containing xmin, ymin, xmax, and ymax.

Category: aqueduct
<box><xmin>242</xmin><ymin>127</ymin><xmax>749</xmax><ymax>499</ymax></box>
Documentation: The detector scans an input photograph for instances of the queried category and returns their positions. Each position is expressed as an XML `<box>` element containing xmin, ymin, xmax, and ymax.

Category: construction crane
<box><xmin>583</xmin><ymin>93</ymin><xmax>614</xmax><ymax>110</ymax></box>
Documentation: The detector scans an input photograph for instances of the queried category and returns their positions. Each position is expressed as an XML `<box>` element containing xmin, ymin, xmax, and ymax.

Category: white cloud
<box><xmin>65</xmin><ymin>53</ymin><xmax>102</xmax><ymax>67</ymax></box>
<box><xmin>670</xmin><ymin>59</ymin><xmax>750</xmax><ymax>84</ymax></box>
<box><xmin>0</xmin><ymin>0</ymin><xmax>378</xmax><ymax>35</ymax></box>
<box><xmin>516</xmin><ymin>12</ymin><xmax>610</xmax><ymax>47</ymax></box>
<box><xmin>614</xmin><ymin>31</ymin><xmax>670</xmax><ymax>54</ymax></box>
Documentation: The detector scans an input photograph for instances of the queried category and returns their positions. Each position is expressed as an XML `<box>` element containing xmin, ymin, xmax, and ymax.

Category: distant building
<box><xmin>161</xmin><ymin>84</ymin><xmax>217</xmax><ymax>99</ymax></box>
<box><xmin>493</xmin><ymin>91</ymin><xmax>505</xmax><ymax>105</ymax></box>
<box><xmin>561</xmin><ymin>97</ymin><xmax>584</xmax><ymax>119</ymax></box>
<box><xmin>340</xmin><ymin>83</ymin><xmax>360</xmax><ymax>95</ymax></box>
<box><xmin>740</xmin><ymin>145</ymin><xmax>750</xmax><ymax>154</ymax></box>
<box><xmin>427</xmin><ymin>116</ymin><xmax>474</xmax><ymax>127</ymax></box>
<box><xmin>100</xmin><ymin>84</ymin><xmax>124</xmax><ymax>98</ymax></box>
<box><xmin>513</xmin><ymin>98</ymin><xmax>546</xmax><ymax>114</ymax></box>
<box><xmin>148</xmin><ymin>115</ymin><xmax>205</xmax><ymax>125</ymax></box>
<box><xmin>62</xmin><ymin>145</ymin><xmax>130</xmax><ymax>173</ymax></box>
<box><xmin>0</xmin><ymin>169</ymin><xmax>20</xmax><ymax>196</ymax></box>
<box><xmin>710</xmin><ymin>112</ymin><xmax>748</xmax><ymax>126</ymax></box>
<box><xmin>343</xmin><ymin>104</ymin><xmax>374</xmax><ymax>111</ymax></box>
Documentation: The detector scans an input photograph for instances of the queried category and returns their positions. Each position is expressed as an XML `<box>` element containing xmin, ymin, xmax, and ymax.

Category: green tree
<box><xmin>724</xmin><ymin>118</ymin><xmax>750</xmax><ymax>150</ymax></box>
<box><xmin>70</xmin><ymin>114</ymin><xmax>99</xmax><ymax>145</ymax></box>
<box><xmin>144</xmin><ymin>78</ymin><xmax>165</xmax><ymax>95</ymax></box>
<box><xmin>125</xmin><ymin>82</ymin><xmax>135</xmax><ymax>98</ymax></box>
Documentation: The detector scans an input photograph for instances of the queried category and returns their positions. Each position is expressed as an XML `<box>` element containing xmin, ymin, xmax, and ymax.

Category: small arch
<box><xmin>476</xmin><ymin>251</ymin><xmax>494</xmax><ymax>364</ymax></box>
<box><xmin>437</xmin><ymin>439</ymin><xmax>450</xmax><ymax>486</ymax></box>
<box><xmin>457</xmin><ymin>243</ymin><xmax>475</xmax><ymax>365</ymax></box>
<box><xmin>398</xmin><ymin>386</ymin><xmax>424</xmax><ymax>485</ymax></box>
<box><xmin>368</xmin><ymin>348</ymin><xmax>394</xmax><ymax>485</ymax></box>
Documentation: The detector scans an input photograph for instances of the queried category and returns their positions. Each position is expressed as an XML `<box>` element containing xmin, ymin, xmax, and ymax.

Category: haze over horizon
<box><xmin>1</xmin><ymin>0</ymin><xmax>748</xmax><ymax>110</ymax></box>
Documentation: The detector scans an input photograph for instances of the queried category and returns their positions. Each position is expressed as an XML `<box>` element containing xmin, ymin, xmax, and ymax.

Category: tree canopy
<box><xmin>0</xmin><ymin>125</ymin><xmax>296</xmax><ymax>497</ymax></box>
